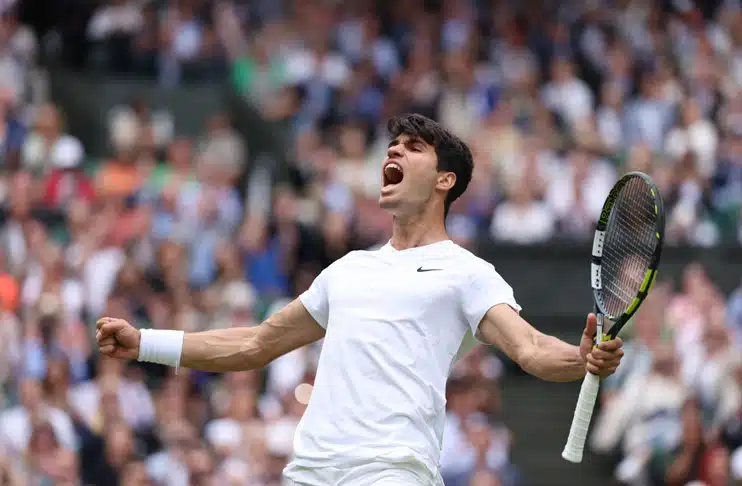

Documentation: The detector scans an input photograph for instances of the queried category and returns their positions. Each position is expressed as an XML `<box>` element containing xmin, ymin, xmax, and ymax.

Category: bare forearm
<box><xmin>178</xmin><ymin>299</ymin><xmax>324</xmax><ymax>373</ymax></box>
<box><xmin>180</xmin><ymin>327</ymin><xmax>261</xmax><ymax>372</ymax></box>
<box><xmin>519</xmin><ymin>333</ymin><xmax>586</xmax><ymax>382</ymax></box>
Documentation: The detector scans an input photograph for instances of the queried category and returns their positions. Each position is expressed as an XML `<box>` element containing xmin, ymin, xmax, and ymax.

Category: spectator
<box><xmin>68</xmin><ymin>357</ymin><xmax>155</xmax><ymax>434</ymax></box>
<box><xmin>545</xmin><ymin>149</ymin><xmax>616</xmax><ymax>239</ymax></box>
<box><xmin>541</xmin><ymin>57</ymin><xmax>594</xmax><ymax>130</ymax></box>
<box><xmin>729</xmin><ymin>280</ymin><xmax>742</xmax><ymax>345</ymax></box>
<box><xmin>81</xmin><ymin>419</ymin><xmax>137</xmax><ymax>485</ymax></box>
<box><xmin>595</xmin><ymin>80</ymin><xmax>626</xmax><ymax>153</ymax></box>
<box><xmin>178</xmin><ymin>152</ymin><xmax>242</xmax><ymax>287</ymax></box>
<box><xmin>20</xmin><ymin>243</ymin><xmax>85</xmax><ymax>321</ymax></box>
<box><xmin>0</xmin><ymin>86</ymin><xmax>25</xmax><ymax>171</ymax></box>
<box><xmin>204</xmin><ymin>387</ymin><xmax>258</xmax><ymax>462</ymax></box>
<box><xmin>41</xmin><ymin>136</ymin><xmax>95</xmax><ymax>212</ymax></box>
<box><xmin>87</xmin><ymin>0</ymin><xmax>144</xmax><ymax>73</ymax></box>
<box><xmin>441</xmin><ymin>377</ymin><xmax>515</xmax><ymax>486</ymax></box>
<box><xmin>0</xmin><ymin>292</ymin><xmax>21</xmax><ymax>393</ymax></box>
<box><xmin>624</xmin><ymin>69</ymin><xmax>676</xmax><ymax>152</ymax></box>
<box><xmin>21</xmin><ymin>104</ymin><xmax>81</xmax><ymax>178</ymax></box>
<box><xmin>647</xmin><ymin>398</ymin><xmax>708</xmax><ymax>486</ymax></box>
<box><xmin>159</xmin><ymin>0</ymin><xmax>226</xmax><ymax>84</ymax></box>
<box><xmin>1</xmin><ymin>6</ymin><xmax>37</xmax><ymax>70</ymax></box>
<box><xmin>490</xmin><ymin>181</ymin><xmax>555</xmax><ymax>244</ymax></box>
<box><xmin>664</xmin><ymin>98</ymin><xmax>719</xmax><ymax>179</ymax></box>
<box><xmin>591</xmin><ymin>345</ymin><xmax>687</xmax><ymax>461</ymax></box>
<box><xmin>231</xmin><ymin>27</ymin><xmax>290</xmax><ymax>114</ymax></box>
<box><xmin>0</xmin><ymin>378</ymin><xmax>78</xmax><ymax>455</ymax></box>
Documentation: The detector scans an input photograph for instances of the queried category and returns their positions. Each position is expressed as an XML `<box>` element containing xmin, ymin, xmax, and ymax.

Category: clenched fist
<box><xmin>96</xmin><ymin>317</ymin><xmax>141</xmax><ymax>360</ymax></box>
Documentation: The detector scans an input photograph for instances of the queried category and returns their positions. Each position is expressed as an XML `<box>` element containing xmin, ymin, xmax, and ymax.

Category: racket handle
<box><xmin>562</xmin><ymin>372</ymin><xmax>600</xmax><ymax>463</ymax></box>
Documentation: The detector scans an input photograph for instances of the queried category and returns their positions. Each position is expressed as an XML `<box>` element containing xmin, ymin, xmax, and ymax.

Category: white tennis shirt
<box><xmin>292</xmin><ymin>240</ymin><xmax>521</xmax><ymax>474</ymax></box>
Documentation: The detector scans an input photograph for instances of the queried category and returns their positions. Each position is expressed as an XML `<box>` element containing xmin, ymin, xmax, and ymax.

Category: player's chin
<box><xmin>378</xmin><ymin>190</ymin><xmax>400</xmax><ymax>209</ymax></box>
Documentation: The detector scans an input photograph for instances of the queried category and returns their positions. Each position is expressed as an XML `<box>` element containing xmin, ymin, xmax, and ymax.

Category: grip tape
<box><xmin>562</xmin><ymin>372</ymin><xmax>600</xmax><ymax>463</ymax></box>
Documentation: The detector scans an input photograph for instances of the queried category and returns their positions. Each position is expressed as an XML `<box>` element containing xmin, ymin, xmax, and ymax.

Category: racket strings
<box><xmin>598</xmin><ymin>177</ymin><xmax>658</xmax><ymax>317</ymax></box>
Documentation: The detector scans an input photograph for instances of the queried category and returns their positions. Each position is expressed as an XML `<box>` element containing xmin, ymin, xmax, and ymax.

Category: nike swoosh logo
<box><xmin>417</xmin><ymin>267</ymin><xmax>443</xmax><ymax>272</ymax></box>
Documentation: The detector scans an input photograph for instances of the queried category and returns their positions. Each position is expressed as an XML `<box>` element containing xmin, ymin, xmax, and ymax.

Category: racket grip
<box><xmin>562</xmin><ymin>372</ymin><xmax>600</xmax><ymax>463</ymax></box>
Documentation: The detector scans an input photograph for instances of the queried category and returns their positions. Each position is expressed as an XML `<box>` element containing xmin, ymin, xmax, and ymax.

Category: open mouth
<box><xmin>383</xmin><ymin>162</ymin><xmax>404</xmax><ymax>187</ymax></box>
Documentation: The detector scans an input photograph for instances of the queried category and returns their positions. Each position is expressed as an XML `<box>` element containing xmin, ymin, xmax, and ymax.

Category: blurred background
<box><xmin>0</xmin><ymin>0</ymin><xmax>741</xmax><ymax>485</ymax></box>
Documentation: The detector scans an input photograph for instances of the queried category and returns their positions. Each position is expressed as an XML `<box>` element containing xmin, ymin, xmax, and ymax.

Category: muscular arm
<box><xmin>180</xmin><ymin>299</ymin><xmax>325</xmax><ymax>372</ymax></box>
<box><xmin>476</xmin><ymin>304</ymin><xmax>587</xmax><ymax>382</ymax></box>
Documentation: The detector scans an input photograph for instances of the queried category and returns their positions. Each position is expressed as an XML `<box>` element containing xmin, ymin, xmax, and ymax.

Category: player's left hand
<box><xmin>579</xmin><ymin>313</ymin><xmax>624</xmax><ymax>378</ymax></box>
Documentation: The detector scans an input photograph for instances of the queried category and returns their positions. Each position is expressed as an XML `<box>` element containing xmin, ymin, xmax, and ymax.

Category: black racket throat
<box><xmin>590</xmin><ymin>171</ymin><xmax>666</xmax><ymax>341</ymax></box>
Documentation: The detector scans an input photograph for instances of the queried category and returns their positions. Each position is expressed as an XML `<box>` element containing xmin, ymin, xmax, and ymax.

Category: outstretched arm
<box><xmin>181</xmin><ymin>299</ymin><xmax>325</xmax><ymax>371</ymax></box>
<box><xmin>97</xmin><ymin>299</ymin><xmax>325</xmax><ymax>373</ymax></box>
<box><xmin>475</xmin><ymin>304</ymin><xmax>623</xmax><ymax>382</ymax></box>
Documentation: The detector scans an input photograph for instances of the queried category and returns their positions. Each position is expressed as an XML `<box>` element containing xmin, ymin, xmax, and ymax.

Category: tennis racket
<box><xmin>561</xmin><ymin>171</ymin><xmax>665</xmax><ymax>464</ymax></box>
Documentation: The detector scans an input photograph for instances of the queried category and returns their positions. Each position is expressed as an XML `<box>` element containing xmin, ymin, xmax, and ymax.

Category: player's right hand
<box><xmin>96</xmin><ymin>317</ymin><xmax>141</xmax><ymax>360</ymax></box>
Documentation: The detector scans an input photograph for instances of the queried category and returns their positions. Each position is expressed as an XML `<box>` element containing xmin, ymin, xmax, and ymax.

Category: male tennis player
<box><xmin>96</xmin><ymin>114</ymin><xmax>624</xmax><ymax>486</ymax></box>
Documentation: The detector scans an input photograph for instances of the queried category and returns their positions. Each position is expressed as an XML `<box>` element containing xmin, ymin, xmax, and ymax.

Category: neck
<box><xmin>390</xmin><ymin>208</ymin><xmax>449</xmax><ymax>250</ymax></box>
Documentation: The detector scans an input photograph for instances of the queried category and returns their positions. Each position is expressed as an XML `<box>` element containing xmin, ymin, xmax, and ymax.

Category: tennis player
<box><xmin>96</xmin><ymin>114</ymin><xmax>624</xmax><ymax>486</ymax></box>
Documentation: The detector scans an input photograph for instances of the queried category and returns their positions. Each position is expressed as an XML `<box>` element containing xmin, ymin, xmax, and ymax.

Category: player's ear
<box><xmin>436</xmin><ymin>172</ymin><xmax>456</xmax><ymax>192</ymax></box>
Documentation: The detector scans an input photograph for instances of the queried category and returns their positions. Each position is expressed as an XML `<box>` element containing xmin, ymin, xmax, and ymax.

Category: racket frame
<box><xmin>562</xmin><ymin>171</ymin><xmax>665</xmax><ymax>464</ymax></box>
<box><xmin>590</xmin><ymin>171</ymin><xmax>666</xmax><ymax>340</ymax></box>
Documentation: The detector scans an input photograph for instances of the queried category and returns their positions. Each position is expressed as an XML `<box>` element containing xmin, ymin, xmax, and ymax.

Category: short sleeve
<box><xmin>299</xmin><ymin>268</ymin><xmax>330</xmax><ymax>329</ymax></box>
<box><xmin>460</xmin><ymin>264</ymin><xmax>521</xmax><ymax>335</ymax></box>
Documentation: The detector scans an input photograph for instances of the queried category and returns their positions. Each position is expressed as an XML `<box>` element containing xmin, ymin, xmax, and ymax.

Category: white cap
<box><xmin>51</xmin><ymin>136</ymin><xmax>84</xmax><ymax>169</ymax></box>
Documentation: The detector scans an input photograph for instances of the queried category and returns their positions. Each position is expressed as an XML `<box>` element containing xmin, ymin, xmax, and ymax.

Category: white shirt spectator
<box><xmin>336</xmin><ymin>20</ymin><xmax>400</xmax><ymax>81</ymax></box>
<box><xmin>596</xmin><ymin>105</ymin><xmax>624</xmax><ymax>152</ymax></box>
<box><xmin>545</xmin><ymin>156</ymin><xmax>617</xmax><ymax>234</ymax></box>
<box><xmin>0</xmin><ymin>53</ymin><xmax>26</xmax><ymax>104</ymax></box>
<box><xmin>591</xmin><ymin>367</ymin><xmax>688</xmax><ymax>455</ymax></box>
<box><xmin>68</xmin><ymin>377</ymin><xmax>155</xmax><ymax>431</ymax></box>
<box><xmin>76</xmin><ymin>246</ymin><xmax>126</xmax><ymax>318</ymax></box>
<box><xmin>438</xmin><ymin>89</ymin><xmax>482</xmax><ymax>142</ymax></box>
<box><xmin>665</xmin><ymin>119</ymin><xmax>719</xmax><ymax>179</ymax></box>
<box><xmin>491</xmin><ymin>195</ymin><xmax>555</xmax><ymax>244</ymax></box>
<box><xmin>87</xmin><ymin>1</ymin><xmax>144</xmax><ymax>40</ymax></box>
<box><xmin>5</xmin><ymin>20</ymin><xmax>37</xmax><ymax>67</ymax></box>
<box><xmin>284</xmin><ymin>48</ymin><xmax>351</xmax><ymax>88</ymax></box>
<box><xmin>0</xmin><ymin>406</ymin><xmax>78</xmax><ymax>454</ymax></box>
<box><xmin>21</xmin><ymin>262</ymin><xmax>85</xmax><ymax>320</ymax></box>
<box><xmin>541</xmin><ymin>77</ymin><xmax>594</xmax><ymax>127</ymax></box>
<box><xmin>440</xmin><ymin>413</ymin><xmax>510</xmax><ymax>479</ymax></box>
<box><xmin>0</xmin><ymin>220</ymin><xmax>27</xmax><ymax>277</ymax></box>
<box><xmin>0</xmin><ymin>311</ymin><xmax>21</xmax><ymax>390</ymax></box>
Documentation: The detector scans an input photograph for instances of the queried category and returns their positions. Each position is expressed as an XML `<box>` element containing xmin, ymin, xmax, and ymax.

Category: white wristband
<box><xmin>138</xmin><ymin>329</ymin><xmax>185</xmax><ymax>369</ymax></box>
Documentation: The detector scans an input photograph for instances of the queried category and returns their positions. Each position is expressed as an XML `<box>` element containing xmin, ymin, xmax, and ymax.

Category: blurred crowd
<box><xmin>0</xmin><ymin>0</ymin><xmax>741</xmax><ymax>485</ymax></box>
<box><xmin>592</xmin><ymin>265</ymin><xmax>742</xmax><ymax>486</ymax></box>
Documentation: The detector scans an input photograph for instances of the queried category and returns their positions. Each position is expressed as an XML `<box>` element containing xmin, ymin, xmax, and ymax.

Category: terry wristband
<box><xmin>138</xmin><ymin>329</ymin><xmax>185</xmax><ymax>369</ymax></box>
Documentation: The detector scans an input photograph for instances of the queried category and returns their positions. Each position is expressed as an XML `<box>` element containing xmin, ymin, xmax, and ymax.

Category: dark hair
<box><xmin>387</xmin><ymin>114</ymin><xmax>474</xmax><ymax>217</ymax></box>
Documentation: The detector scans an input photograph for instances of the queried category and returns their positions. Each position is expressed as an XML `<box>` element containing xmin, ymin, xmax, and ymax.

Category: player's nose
<box><xmin>387</xmin><ymin>143</ymin><xmax>403</xmax><ymax>159</ymax></box>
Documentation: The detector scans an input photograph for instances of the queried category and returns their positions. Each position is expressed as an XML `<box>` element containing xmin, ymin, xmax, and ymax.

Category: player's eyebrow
<box><xmin>388</xmin><ymin>136</ymin><xmax>425</xmax><ymax>148</ymax></box>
